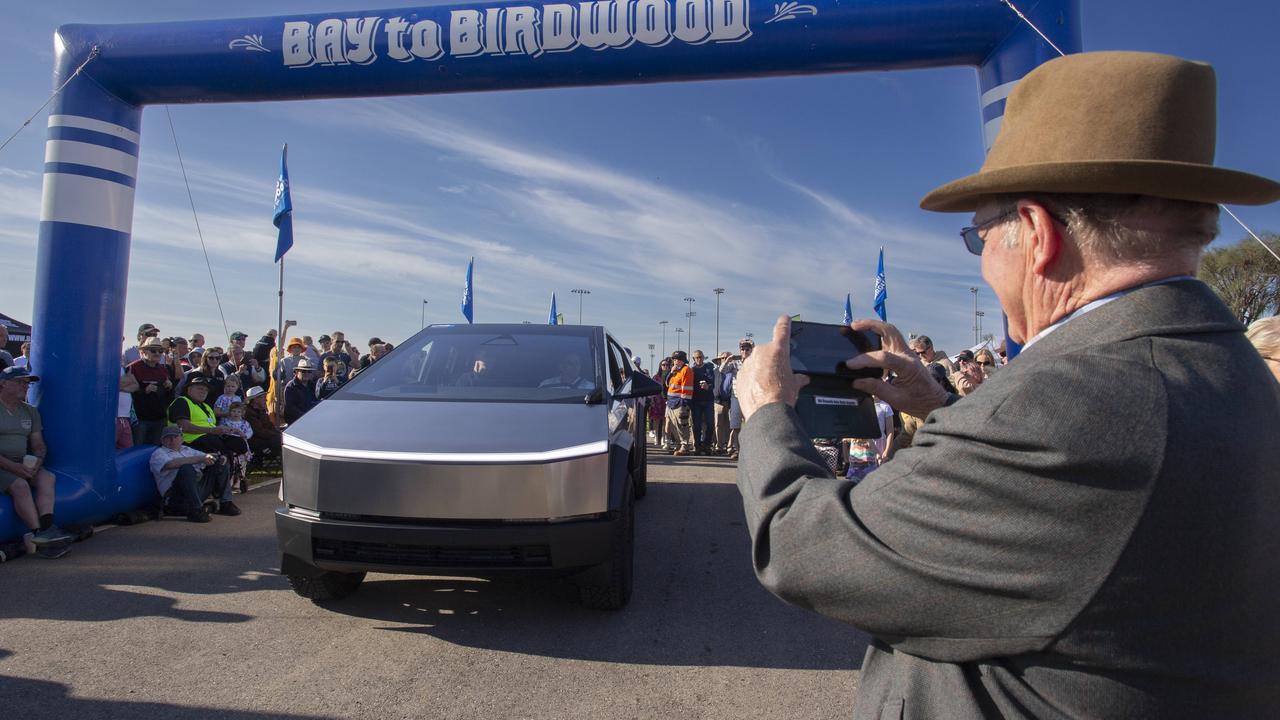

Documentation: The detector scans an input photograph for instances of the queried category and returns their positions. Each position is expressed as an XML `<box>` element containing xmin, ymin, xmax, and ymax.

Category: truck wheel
<box><xmin>579</xmin><ymin>480</ymin><xmax>635</xmax><ymax>610</ymax></box>
<box><xmin>287</xmin><ymin>569</ymin><xmax>366</xmax><ymax>602</ymax></box>
<box><xmin>632</xmin><ymin>442</ymin><xmax>648</xmax><ymax>500</ymax></box>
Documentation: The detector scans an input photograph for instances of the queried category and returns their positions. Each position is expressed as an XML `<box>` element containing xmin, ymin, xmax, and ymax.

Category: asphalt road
<box><xmin>0</xmin><ymin>448</ymin><xmax>869</xmax><ymax>720</ymax></box>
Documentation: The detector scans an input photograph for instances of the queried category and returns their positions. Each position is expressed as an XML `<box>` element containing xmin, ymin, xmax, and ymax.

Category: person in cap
<box><xmin>148</xmin><ymin>425</ymin><xmax>224</xmax><ymax>523</ymax></box>
<box><xmin>243</xmin><ymin>385</ymin><xmax>283</xmax><ymax>459</ymax></box>
<box><xmin>275</xmin><ymin>337</ymin><xmax>307</xmax><ymax>382</ymax></box>
<box><xmin>121</xmin><ymin>323</ymin><xmax>160</xmax><ymax>367</ymax></box>
<box><xmin>228</xmin><ymin>331</ymin><xmax>248</xmax><ymax>353</ymax></box>
<box><xmin>663</xmin><ymin>350</ymin><xmax>696</xmax><ymax>456</ymax></box>
<box><xmin>949</xmin><ymin>349</ymin><xmax>985</xmax><ymax>396</ymax></box>
<box><xmin>281</xmin><ymin>358</ymin><xmax>318</xmax><ymax>425</ymax></box>
<box><xmin>251</xmin><ymin>329</ymin><xmax>275</xmax><ymax>367</ymax></box>
<box><xmin>126</xmin><ymin>336</ymin><xmax>176</xmax><ymax>445</ymax></box>
<box><xmin>166</xmin><ymin>376</ymin><xmax>243</xmax><ymax>516</ymax></box>
<box><xmin>0</xmin><ymin>367</ymin><xmax>72</xmax><ymax>554</ymax></box>
<box><xmin>733</xmin><ymin>52</ymin><xmax>1280</xmax><ymax>718</ymax></box>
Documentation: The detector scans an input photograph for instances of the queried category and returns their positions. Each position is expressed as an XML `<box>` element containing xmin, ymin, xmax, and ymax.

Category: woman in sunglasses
<box><xmin>177</xmin><ymin>346</ymin><xmax>226</xmax><ymax>399</ymax></box>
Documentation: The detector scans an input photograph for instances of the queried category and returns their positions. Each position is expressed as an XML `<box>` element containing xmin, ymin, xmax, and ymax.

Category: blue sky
<box><xmin>1</xmin><ymin>0</ymin><xmax>1277</xmax><ymax>362</ymax></box>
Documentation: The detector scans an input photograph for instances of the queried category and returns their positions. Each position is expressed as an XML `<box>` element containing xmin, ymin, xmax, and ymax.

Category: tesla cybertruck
<box><xmin>276</xmin><ymin>324</ymin><xmax>661</xmax><ymax>609</ymax></box>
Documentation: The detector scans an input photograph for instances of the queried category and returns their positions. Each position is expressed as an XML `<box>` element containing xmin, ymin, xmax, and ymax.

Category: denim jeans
<box><xmin>691</xmin><ymin>400</ymin><xmax>715</xmax><ymax>449</ymax></box>
<box><xmin>165</xmin><ymin>464</ymin><xmax>229</xmax><ymax>513</ymax></box>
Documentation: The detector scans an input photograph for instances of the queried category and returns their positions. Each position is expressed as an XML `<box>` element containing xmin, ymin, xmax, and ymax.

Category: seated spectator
<box><xmin>282</xmin><ymin>359</ymin><xmax>318</xmax><ymax>424</ymax></box>
<box><xmin>166</xmin><ymin>376</ymin><xmax>243</xmax><ymax>516</ymax></box>
<box><xmin>539</xmin><ymin>354</ymin><xmax>594</xmax><ymax>389</ymax></box>
<box><xmin>0</xmin><ymin>367</ymin><xmax>72</xmax><ymax>556</ymax></box>
<box><xmin>1246</xmin><ymin>316</ymin><xmax>1280</xmax><ymax>383</ymax></box>
<box><xmin>178</xmin><ymin>346</ymin><xmax>226</xmax><ymax>398</ymax></box>
<box><xmin>243</xmin><ymin>386</ymin><xmax>282</xmax><ymax>459</ymax></box>
<box><xmin>148</xmin><ymin>425</ymin><xmax>223</xmax><ymax>523</ymax></box>
<box><xmin>315</xmin><ymin>357</ymin><xmax>345</xmax><ymax>400</ymax></box>
<box><xmin>127</xmin><ymin>336</ymin><xmax>175</xmax><ymax>446</ymax></box>
<box><xmin>218</xmin><ymin>403</ymin><xmax>254</xmax><ymax>494</ymax></box>
<box><xmin>213</xmin><ymin>374</ymin><xmax>244</xmax><ymax>417</ymax></box>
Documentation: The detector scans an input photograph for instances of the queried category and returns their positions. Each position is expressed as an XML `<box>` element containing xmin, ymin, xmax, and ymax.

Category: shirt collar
<box><xmin>1021</xmin><ymin>275</ymin><xmax>1195</xmax><ymax>351</ymax></box>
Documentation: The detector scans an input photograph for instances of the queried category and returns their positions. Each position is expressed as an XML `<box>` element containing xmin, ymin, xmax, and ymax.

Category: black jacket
<box><xmin>282</xmin><ymin>378</ymin><xmax>317</xmax><ymax>424</ymax></box>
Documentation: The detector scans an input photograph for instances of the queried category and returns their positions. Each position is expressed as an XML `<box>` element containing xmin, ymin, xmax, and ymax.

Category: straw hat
<box><xmin>921</xmin><ymin>51</ymin><xmax>1280</xmax><ymax>212</ymax></box>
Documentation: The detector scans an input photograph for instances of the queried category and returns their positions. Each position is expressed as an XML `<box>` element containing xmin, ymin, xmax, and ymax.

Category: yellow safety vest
<box><xmin>171</xmin><ymin>396</ymin><xmax>216</xmax><ymax>444</ymax></box>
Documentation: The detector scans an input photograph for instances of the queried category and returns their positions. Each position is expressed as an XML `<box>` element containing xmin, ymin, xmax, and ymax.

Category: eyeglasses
<box><xmin>961</xmin><ymin>206</ymin><xmax>1068</xmax><ymax>255</ymax></box>
<box><xmin>979</xmin><ymin>361</ymin><xmax>995</xmax><ymax>367</ymax></box>
<box><xmin>960</xmin><ymin>210</ymin><xmax>1018</xmax><ymax>255</ymax></box>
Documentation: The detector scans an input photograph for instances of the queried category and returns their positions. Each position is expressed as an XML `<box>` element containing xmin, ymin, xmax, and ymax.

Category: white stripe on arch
<box><xmin>983</xmin><ymin>116</ymin><xmax>1003</xmax><ymax>151</ymax></box>
<box><xmin>979</xmin><ymin>79</ymin><xmax>1019</xmax><ymax>108</ymax></box>
<box><xmin>47</xmin><ymin>114</ymin><xmax>141</xmax><ymax>145</ymax></box>
<box><xmin>45</xmin><ymin>139</ymin><xmax>139</xmax><ymax>179</ymax></box>
<box><xmin>40</xmin><ymin>172</ymin><xmax>136</xmax><ymax>234</ymax></box>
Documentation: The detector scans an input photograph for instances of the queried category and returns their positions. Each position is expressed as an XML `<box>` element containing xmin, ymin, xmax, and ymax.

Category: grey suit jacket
<box><xmin>737</xmin><ymin>280</ymin><xmax>1280</xmax><ymax>719</ymax></box>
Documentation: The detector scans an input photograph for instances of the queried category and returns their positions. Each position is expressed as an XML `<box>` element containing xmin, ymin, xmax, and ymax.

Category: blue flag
<box><xmin>461</xmin><ymin>257</ymin><xmax>474</xmax><ymax>323</ymax></box>
<box><xmin>272</xmin><ymin>144</ymin><xmax>293</xmax><ymax>262</ymax></box>
<box><xmin>873</xmin><ymin>248</ymin><xmax>887</xmax><ymax>321</ymax></box>
<box><xmin>843</xmin><ymin>293</ymin><xmax>853</xmax><ymax>325</ymax></box>
<box><xmin>548</xmin><ymin>293</ymin><xmax>558</xmax><ymax>325</ymax></box>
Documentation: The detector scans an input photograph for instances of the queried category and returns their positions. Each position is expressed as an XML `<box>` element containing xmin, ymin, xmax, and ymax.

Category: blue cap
<box><xmin>0</xmin><ymin>366</ymin><xmax>39</xmax><ymax>382</ymax></box>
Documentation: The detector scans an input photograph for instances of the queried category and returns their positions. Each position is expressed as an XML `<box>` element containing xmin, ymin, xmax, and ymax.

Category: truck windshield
<box><xmin>334</xmin><ymin>329</ymin><xmax>601</xmax><ymax>403</ymax></box>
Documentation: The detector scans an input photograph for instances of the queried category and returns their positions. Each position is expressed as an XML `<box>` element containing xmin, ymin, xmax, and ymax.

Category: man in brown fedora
<box><xmin>734</xmin><ymin>52</ymin><xmax>1280</xmax><ymax>718</ymax></box>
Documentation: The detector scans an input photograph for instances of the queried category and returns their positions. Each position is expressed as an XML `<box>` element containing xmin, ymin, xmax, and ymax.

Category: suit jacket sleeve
<box><xmin>736</xmin><ymin>350</ymin><xmax>1168</xmax><ymax>662</ymax></box>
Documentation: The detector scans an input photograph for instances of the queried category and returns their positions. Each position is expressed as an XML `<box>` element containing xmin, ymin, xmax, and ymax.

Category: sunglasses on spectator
<box><xmin>961</xmin><ymin>206</ymin><xmax>1067</xmax><ymax>255</ymax></box>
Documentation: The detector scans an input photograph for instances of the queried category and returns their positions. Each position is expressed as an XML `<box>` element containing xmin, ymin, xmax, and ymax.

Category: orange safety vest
<box><xmin>666</xmin><ymin>365</ymin><xmax>694</xmax><ymax>402</ymax></box>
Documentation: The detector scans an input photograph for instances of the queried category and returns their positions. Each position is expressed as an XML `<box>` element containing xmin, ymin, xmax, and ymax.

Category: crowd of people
<box><xmin>642</xmin><ymin>331</ymin><xmax>1019</xmax><ymax>480</ymax></box>
<box><xmin>113</xmin><ymin>325</ymin><xmax>396</xmax><ymax>523</ymax></box>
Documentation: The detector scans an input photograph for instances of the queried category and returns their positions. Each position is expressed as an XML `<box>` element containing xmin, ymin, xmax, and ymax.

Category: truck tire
<box><xmin>579</xmin><ymin>479</ymin><xmax>635</xmax><ymax>610</ymax></box>
<box><xmin>632</xmin><ymin>441</ymin><xmax>648</xmax><ymax>500</ymax></box>
<box><xmin>287</xmin><ymin>569</ymin><xmax>366</xmax><ymax>602</ymax></box>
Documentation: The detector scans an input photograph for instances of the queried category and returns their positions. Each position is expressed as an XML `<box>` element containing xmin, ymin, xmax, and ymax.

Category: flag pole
<box><xmin>275</xmin><ymin>256</ymin><xmax>285</xmax><ymax>416</ymax></box>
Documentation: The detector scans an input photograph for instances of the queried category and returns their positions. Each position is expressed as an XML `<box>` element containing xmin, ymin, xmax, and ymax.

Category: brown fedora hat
<box><xmin>921</xmin><ymin>51</ymin><xmax>1280</xmax><ymax>212</ymax></box>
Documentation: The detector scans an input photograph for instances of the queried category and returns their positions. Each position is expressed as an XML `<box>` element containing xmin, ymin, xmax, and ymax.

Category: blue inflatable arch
<box><xmin>9</xmin><ymin>0</ymin><xmax>1080</xmax><ymax>539</ymax></box>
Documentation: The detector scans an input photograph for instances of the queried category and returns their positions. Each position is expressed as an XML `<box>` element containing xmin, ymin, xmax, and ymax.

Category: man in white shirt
<box><xmin>149</xmin><ymin>425</ymin><xmax>223</xmax><ymax>523</ymax></box>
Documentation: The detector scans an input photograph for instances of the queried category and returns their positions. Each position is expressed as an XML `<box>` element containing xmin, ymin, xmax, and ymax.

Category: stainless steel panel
<box><xmin>283</xmin><ymin>447</ymin><xmax>609</xmax><ymax>520</ymax></box>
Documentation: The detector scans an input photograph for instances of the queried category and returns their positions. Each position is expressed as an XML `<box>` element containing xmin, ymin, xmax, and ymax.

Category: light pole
<box><xmin>571</xmin><ymin>288</ymin><xmax>590</xmax><ymax>324</ymax></box>
<box><xmin>421</xmin><ymin>299</ymin><xmax>429</xmax><ymax>328</ymax></box>
<box><xmin>658</xmin><ymin>320</ymin><xmax>669</xmax><ymax>357</ymax></box>
<box><xmin>712</xmin><ymin>288</ymin><xmax>725</xmax><ymax>356</ymax></box>
<box><xmin>976</xmin><ymin>310</ymin><xmax>985</xmax><ymax>342</ymax></box>
<box><xmin>683</xmin><ymin>296</ymin><xmax>695</xmax><ymax>350</ymax></box>
<box><xmin>674</xmin><ymin>327</ymin><xmax>684</xmax><ymax>353</ymax></box>
<box><xmin>969</xmin><ymin>287</ymin><xmax>979</xmax><ymax>345</ymax></box>
<box><xmin>647</xmin><ymin>343</ymin><xmax>655</xmax><ymax>370</ymax></box>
